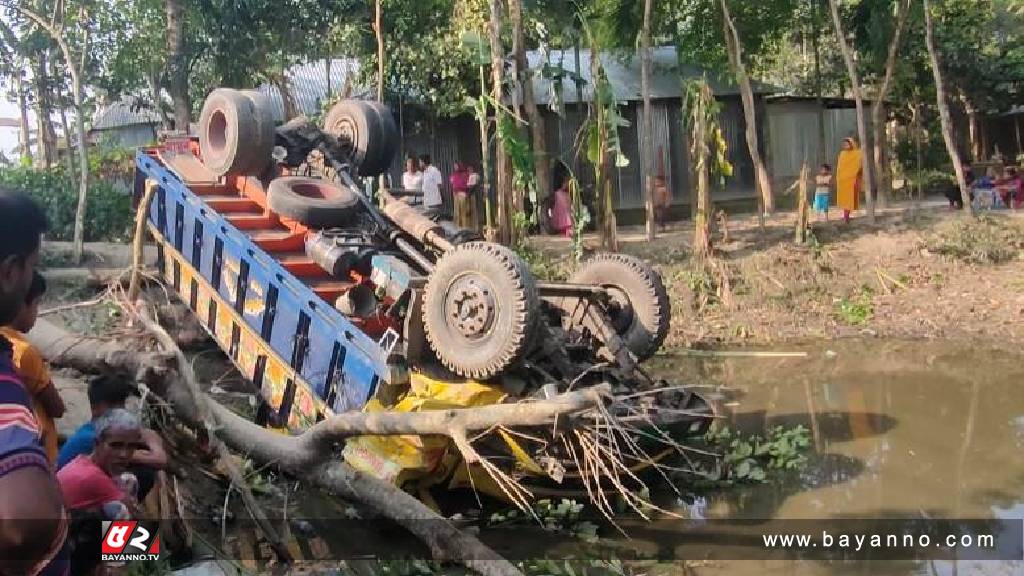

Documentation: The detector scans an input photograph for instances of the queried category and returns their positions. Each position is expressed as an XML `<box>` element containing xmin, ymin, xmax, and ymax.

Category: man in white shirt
<box><xmin>402</xmin><ymin>156</ymin><xmax>423</xmax><ymax>191</ymax></box>
<box><xmin>419</xmin><ymin>154</ymin><xmax>444</xmax><ymax>214</ymax></box>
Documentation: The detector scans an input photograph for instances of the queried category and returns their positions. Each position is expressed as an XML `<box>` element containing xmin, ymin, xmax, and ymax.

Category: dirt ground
<box><xmin>530</xmin><ymin>199</ymin><xmax>1024</xmax><ymax>349</ymax></box>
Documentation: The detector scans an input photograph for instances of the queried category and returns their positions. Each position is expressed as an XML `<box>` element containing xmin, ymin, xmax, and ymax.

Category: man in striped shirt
<box><xmin>0</xmin><ymin>190</ymin><xmax>67</xmax><ymax>576</ymax></box>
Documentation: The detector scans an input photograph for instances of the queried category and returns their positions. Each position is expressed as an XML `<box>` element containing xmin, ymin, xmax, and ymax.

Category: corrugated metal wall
<box><xmin>633</xmin><ymin>101</ymin><xmax>679</xmax><ymax>207</ymax></box>
<box><xmin>615</xmin><ymin>104</ymin><xmax>642</xmax><ymax>208</ymax></box>
<box><xmin>767</xmin><ymin>101</ymin><xmax>858</xmax><ymax>183</ymax></box>
<box><xmin>717</xmin><ymin>97</ymin><xmax>760</xmax><ymax>193</ymax></box>
<box><xmin>385</xmin><ymin>108</ymin><xmax>481</xmax><ymax>210</ymax></box>
<box><xmin>385</xmin><ymin>93</ymin><xmax>766</xmax><ymax>215</ymax></box>
<box><xmin>667</xmin><ymin>103</ymin><xmax>690</xmax><ymax>204</ymax></box>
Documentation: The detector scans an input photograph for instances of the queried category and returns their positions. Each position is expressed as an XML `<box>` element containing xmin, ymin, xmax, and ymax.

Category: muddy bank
<box><xmin>532</xmin><ymin>200</ymin><xmax>1024</xmax><ymax>348</ymax></box>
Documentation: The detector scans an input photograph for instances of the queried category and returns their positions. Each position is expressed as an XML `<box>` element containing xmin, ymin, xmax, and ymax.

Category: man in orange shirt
<box><xmin>1</xmin><ymin>272</ymin><xmax>66</xmax><ymax>465</ymax></box>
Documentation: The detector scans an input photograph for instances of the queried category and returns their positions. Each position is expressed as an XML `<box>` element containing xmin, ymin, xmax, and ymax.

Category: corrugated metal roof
<box><xmin>93</xmin><ymin>60</ymin><xmax>366</xmax><ymax>132</ymax></box>
<box><xmin>526</xmin><ymin>46</ymin><xmax>779</xmax><ymax>106</ymax></box>
<box><xmin>91</xmin><ymin>96</ymin><xmax>162</xmax><ymax>131</ymax></box>
<box><xmin>254</xmin><ymin>59</ymin><xmax>369</xmax><ymax>122</ymax></box>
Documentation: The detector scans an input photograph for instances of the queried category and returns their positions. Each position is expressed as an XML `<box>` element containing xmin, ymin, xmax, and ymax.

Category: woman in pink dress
<box><xmin>549</xmin><ymin>179</ymin><xmax>573</xmax><ymax>237</ymax></box>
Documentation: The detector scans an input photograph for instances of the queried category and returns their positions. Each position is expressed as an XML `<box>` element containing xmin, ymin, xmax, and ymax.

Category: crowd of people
<box><xmin>950</xmin><ymin>164</ymin><xmax>1024</xmax><ymax>211</ymax></box>
<box><xmin>401</xmin><ymin>155</ymin><xmax>482</xmax><ymax>229</ymax></box>
<box><xmin>0</xmin><ymin>189</ymin><xmax>167</xmax><ymax>576</ymax></box>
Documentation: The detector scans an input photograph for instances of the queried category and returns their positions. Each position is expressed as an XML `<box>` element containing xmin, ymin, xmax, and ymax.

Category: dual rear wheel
<box><xmin>197</xmin><ymin>89</ymin><xmax>397</xmax><ymax>179</ymax></box>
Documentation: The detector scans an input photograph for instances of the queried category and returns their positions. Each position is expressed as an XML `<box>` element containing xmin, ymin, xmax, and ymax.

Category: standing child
<box><xmin>0</xmin><ymin>272</ymin><xmax>65</xmax><ymax>466</ymax></box>
<box><xmin>814</xmin><ymin>164</ymin><xmax>832</xmax><ymax>221</ymax></box>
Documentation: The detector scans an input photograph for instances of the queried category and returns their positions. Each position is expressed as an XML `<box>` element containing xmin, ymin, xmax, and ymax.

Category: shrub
<box><xmin>925</xmin><ymin>215</ymin><xmax>1024</xmax><ymax>265</ymax></box>
<box><xmin>0</xmin><ymin>166</ymin><xmax>134</xmax><ymax>243</ymax></box>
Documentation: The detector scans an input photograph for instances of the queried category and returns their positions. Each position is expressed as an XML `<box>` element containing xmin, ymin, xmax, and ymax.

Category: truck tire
<box><xmin>199</xmin><ymin>88</ymin><xmax>274</xmax><ymax>176</ymax></box>
<box><xmin>423</xmin><ymin>242</ymin><xmax>539</xmax><ymax>380</ymax></box>
<box><xmin>568</xmin><ymin>253</ymin><xmax>670</xmax><ymax>361</ymax></box>
<box><xmin>267</xmin><ymin>176</ymin><xmax>361</xmax><ymax>228</ymax></box>
<box><xmin>323</xmin><ymin>100</ymin><xmax>397</xmax><ymax>177</ymax></box>
<box><xmin>238</xmin><ymin>89</ymin><xmax>276</xmax><ymax>160</ymax></box>
<box><xmin>365</xmin><ymin>101</ymin><xmax>399</xmax><ymax>172</ymax></box>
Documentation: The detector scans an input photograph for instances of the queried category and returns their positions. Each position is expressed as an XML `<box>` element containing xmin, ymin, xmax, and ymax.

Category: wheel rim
<box><xmin>332</xmin><ymin>116</ymin><xmax>359</xmax><ymax>148</ymax></box>
<box><xmin>445</xmin><ymin>274</ymin><xmax>498</xmax><ymax>340</ymax></box>
<box><xmin>206</xmin><ymin>109</ymin><xmax>228</xmax><ymax>158</ymax></box>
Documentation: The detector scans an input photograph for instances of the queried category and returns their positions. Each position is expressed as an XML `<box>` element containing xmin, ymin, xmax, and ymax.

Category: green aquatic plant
<box><xmin>693</xmin><ymin>424</ymin><xmax>812</xmax><ymax>487</ymax></box>
<box><xmin>488</xmin><ymin>498</ymin><xmax>600</xmax><ymax>543</ymax></box>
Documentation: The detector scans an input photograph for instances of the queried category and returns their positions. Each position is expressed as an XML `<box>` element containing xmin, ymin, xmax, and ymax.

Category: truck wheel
<box><xmin>238</xmin><ymin>89</ymin><xmax>276</xmax><ymax>159</ymax></box>
<box><xmin>423</xmin><ymin>242</ymin><xmax>539</xmax><ymax>380</ymax></box>
<box><xmin>365</xmin><ymin>101</ymin><xmax>399</xmax><ymax>171</ymax></box>
<box><xmin>199</xmin><ymin>88</ymin><xmax>274</xmax><ymax>176</ymax></box>
<box><xmin>323</xmin><ymin>100</ymin><xmax>398</xmax><ymax>177</ymax></box>
<box><xmin>267</xmin><ymin>176</ymin><xmax>361</xmax><ymax>228</ymax></box>
<box><xmin>568</xmin><ymin>253</ymin><xmax>670</xmax><ymax>361</ymax></box>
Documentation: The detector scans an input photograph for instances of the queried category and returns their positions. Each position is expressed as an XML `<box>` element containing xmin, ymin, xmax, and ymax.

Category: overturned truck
<box><xmin>133</xmin><ymin>89</ymin><xmax>712</xmax><ymax>503</ymax></box>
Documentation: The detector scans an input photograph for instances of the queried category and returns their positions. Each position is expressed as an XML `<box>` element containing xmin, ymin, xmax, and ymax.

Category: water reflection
<box><xmin>640</xmin><ymin>339</ymin><xmax>1024</xmax><ymax>575</ymax></box>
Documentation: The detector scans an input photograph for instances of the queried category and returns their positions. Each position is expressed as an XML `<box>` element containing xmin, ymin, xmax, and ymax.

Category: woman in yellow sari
<box><xmin>835</xmin><ymin>137</ymin><xmax>863</xmax><ymax>223</ymax></box>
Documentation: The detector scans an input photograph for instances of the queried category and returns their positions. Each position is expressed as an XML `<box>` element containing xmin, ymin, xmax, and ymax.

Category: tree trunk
<box><xmin>373</xmin><ymin>0</ymin><xmax>384</xmax><ymax>102</ymax></box>
<box><xmin>966</xmin><ymin>104</ymin><xmax>984</xmax><ymax>162</ymax></box>
<box><xmin>923</xmin><ymin>0</ymin><xmax>972</xmax><ymax>215</ymax></box>
<box><xmin>871</xmin><ymin>0</ymin><xmax>911</xmax><ymax>207</ymax></box>
<box><xmin>794</xmin><ymin>163</ymin><xmax>810</xmax><ymax>244</ymax></box>
<box><xmin>488</xmin><ymin>0</ymin><xmax>512</xmax><ymax>245</ymax></box>
<box><xmin>573</xmin><ymin>42</ymin><xmax>585</xmax><ymax>179</ymax></box>
<box><xmin>33</xmin><ymin>57</ymin><xmax>56</xmax><ymax>168</ymax></box>
<box><xmin>148</xmin><ymin>69</ymin><xmax>172</xmax><ymax>130</ymax></box>
<box><xmin>373</xmin><ymin>0</ymin><xmax>387</xmax><ymax>196</ymax></box>
<box><xmin>911</xmin><ymin>98</ymin><xmax>923</xmax><ymax>209</ymax></box>
<box><xmin>59</xmin><ymin>103</ymin><xmax>74</xmax><ymax>175</ymax></box>
<box><xmin>506</xmin><ymin>0</ymin><xmax>526</xmax><ymax>243</ymax></box>
<box><xmin>812</xmin><ymin>3</ymin><xmax>825</xmax><ymax>166</ymax></box>
<box><xmin>508</xmin><ymin>0</ymin><xmax>549</xmax><ymax>233</ymax></box>
<box><xmin>719</xmin><ymin>0</ymin><xmax>774</xmax><ymax>214</ymax></box>
<box><xmin>641</xmin><ymin>0</ymin><xmax>656</xmax><ymax>240</ymax></box>
<box><xmin>1015</xmin><ymin>115</ymin><xmax>1022</xmax><ymax>159</ymax></box>
<box><xmin>325</xmin><ymin>57</ymin><xmax>332</xmax><ymax>99</ymax></box>
<box><xmin>693</xmin><ymin>89</ymin><xmax>711</xmax><ymax>260</ymax></box>
<box><xmin>477</xmin><ymin>65</ymin><xmax>494</xmax><ymax>236</ymax></box>
<box><xmin>165</xmin><ymin>0</ymin><xmax>191</xmax><ymax>131</ymax></box>
<box><xmin>273</xmin><ymin>74</ymin><xmax>299</xmax><ymax>121</ymax></box>
<box><xmin>827</xmin><ymin>0</ymin><xmax>876</xmax><ymax>222</ymax></box>
<box><xmin>70</xmin><ymin>71</ymin><xmax>89</xmax><ymax>263</ymax></box>
<box><xmin>592</xmin><ymin>49</ymin><xmax>617</xmax><ymax>252</ymax></box>
<box><xmin>15</xmin><ymin>70</ymin><xmax>32</xmax><ymax>165</ymax></box>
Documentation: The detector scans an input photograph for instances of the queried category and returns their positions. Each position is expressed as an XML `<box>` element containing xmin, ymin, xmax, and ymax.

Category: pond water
<box><xmin>630</xmin><ymin>339</ymin><xmax>1024</xmax><ymax>575</ymax></box>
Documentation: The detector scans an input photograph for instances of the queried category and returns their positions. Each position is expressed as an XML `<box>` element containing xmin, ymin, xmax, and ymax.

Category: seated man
<box><xmin>972</xmin><ymin>170</ymin><xmax>997</xmax><ymax>210</ymax></box>
<box><xmin>57</xmin><ymin>408</ymin><xmax>145</xmax><ymax>517</ymax></box>
<box><xmin>57</xmin><ymin>375</ymin><xmax>166</xmax><ymax>501</ymax></box>
<box><xmin>57</xmin><ymin>409</ymin><xmax>145</xmax><ymax>576</ymax></box>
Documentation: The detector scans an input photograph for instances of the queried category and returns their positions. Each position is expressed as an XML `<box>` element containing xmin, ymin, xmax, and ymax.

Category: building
<box><xmin>252</xmin><ymin>59</ymin><xmax>367</xmax><ymax>122</ymax></box>
<box><xmin>525</xmin><ymin>46</ymin><xmax>780</xmax><ymax>223</ymax></box>
<box><xmin>382</xmin><ymin>47</ymin><xmax>780</xmax><ymax>224</ymax></box>
<box><xmin>88</xmin><ymin>96</ymin><xmax>162</xmax><ymax>148</ymax></box>
<box><xmin>765</xmin><ymin>95</ymin><xmax>861</xmax><ymax>188</ymax></box>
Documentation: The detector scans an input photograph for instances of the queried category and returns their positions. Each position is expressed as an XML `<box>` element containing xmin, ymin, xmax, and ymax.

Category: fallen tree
<box><xmin>29</xmin><ymin>313</ymin><xmax>630</xmax><ymax>576</ymax></box>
